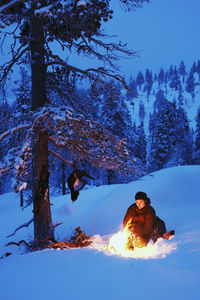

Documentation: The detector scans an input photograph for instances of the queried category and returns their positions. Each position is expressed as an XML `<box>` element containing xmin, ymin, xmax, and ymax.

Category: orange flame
<box><xmin>92</xmin><ymin>222</ymin><xmax>177</xmax><ymax>259</ymax></box>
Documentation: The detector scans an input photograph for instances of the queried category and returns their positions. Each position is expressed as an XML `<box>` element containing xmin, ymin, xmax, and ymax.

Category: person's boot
<box><xmin>163</xmin><ymin>230</ymin><xmax>175</xmax><ymax>240</ymax></box>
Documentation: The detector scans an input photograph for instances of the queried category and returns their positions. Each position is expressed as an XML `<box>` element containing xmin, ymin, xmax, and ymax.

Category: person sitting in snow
<box><xmin>123</xmin><ymin>191</ymin><xmax>174</xmax><ymax>250</ymax></box>
<box><xmin>67</xmin><ymin>166</ymin><xmax>94</xmax><ymax>202</ymax></box>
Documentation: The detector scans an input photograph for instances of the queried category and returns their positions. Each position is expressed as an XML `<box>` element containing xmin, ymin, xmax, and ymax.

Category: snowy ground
<box><xmin>0</xmin><ymin>165</ymin><xmax>200</xmax><ymax>300</ymax></box>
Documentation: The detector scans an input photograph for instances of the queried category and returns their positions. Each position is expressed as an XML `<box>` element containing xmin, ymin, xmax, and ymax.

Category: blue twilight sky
<box><xmin>2</xmin><ymin>0</ymin><xmax>200</xmax><ymax>101</ymax></box>
<box><xmin>68</xmin><ymin>0</ymin><xmax>200</xmax><ymax>79</ymax></box>
<box><xmin>106</xmin><ymin>0</ymin><xmax>200</xmax><ymax>77</ymax></box>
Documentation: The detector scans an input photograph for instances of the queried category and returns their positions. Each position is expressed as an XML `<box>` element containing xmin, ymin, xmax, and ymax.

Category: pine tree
<box><xmin>196</xmin><ymin>60</ymin><xmax>200</xmax><ymax>79</ymax></box>
<box><xmin>169</xmin><ymin>66</ymin><xmax>181</xmax><ymax>91</ymax></box>
<box><xmin>148</xmin><ymin>101</ymin><xmax>177</xmax><ymax>172</ymax></box>
<box><xmin>177</xmin><ymin>85</ymin><xmax>184</xmax><ymax>107</ymax></box>
<box><xmin>173</xmin><ymin>106</ymin><xmax>193</xmax><ymax>165</ymax></box>
<box><xmin>153</xmin><ymin>90</ymin><xmax>167</xmax><ymax>112</ymax></box>
<box><xmin>136</xmin><ymin>71</ymin><xmax>144</xmax><ymax>90</ymax></box>
<box><xmin>134</xmin><ymin>122</ymin><xmax>147</xmax><ymax>166</ymax></box>
<box><xmin>164</xmin><ymin>71</ymin><xmax>169</xmax><ymax>85</ymax></box>
<box><xmin>143</xmin><ymin>69</ymin><xmax>153</xmax><ymax>97</ymax></box>
<box><xmin>194</xmin><ymin>107</ymin><xmax>200</xmax><ymax>163</ymax></box>
<box><xmin>178</xmin><ymin>61</ymin><xmax>187</xmax><ymax>83</ymax></box>
<box><xmin>99</xmin><ymin>80</ymin><xmax>132</xmax><ymax>140</ymax></box>
<box><xmin>191</xmin><ymin>62</ymin><xmax>197</xmax><ymax>73</ymax></box>
<box><xmin>126</xmin><ymin>77</ymin><xmax>138</xmax><ymax>100</ymax></box>
<box><xmin>148</xmin><ymin>101</ymin><xmax>193</xmax><ymax>171</ymax></box>
<box><xmin>139</xmin><ymin>101</ymin><xmax>145</xmax><ymax>121</ymax></box>
<box><xmin>158</xmin><ymin>68</ymin><xmax>165</xmax><ymax>86</ymax></box>
<box><xmin>168</xmin><ymin>65</ymin><xmax>174</xmax><ymax>81</ymax></box>
<box><xmin>186</xmin><ymin>69</ymin><xmax>195</xmax><ymax>95</ymax></box>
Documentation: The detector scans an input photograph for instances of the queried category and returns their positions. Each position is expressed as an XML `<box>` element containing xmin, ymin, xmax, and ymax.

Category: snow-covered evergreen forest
<box><xmin>1</xmin><ymin>59</ymin><xmax>200</xmax><ymax>195</ymax></box>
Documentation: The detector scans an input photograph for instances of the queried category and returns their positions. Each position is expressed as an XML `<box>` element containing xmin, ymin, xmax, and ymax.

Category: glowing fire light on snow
<box><xmin>92</xmin><ymin>224</ymin><xmax>177</xmax><ymax>259</ymax></box>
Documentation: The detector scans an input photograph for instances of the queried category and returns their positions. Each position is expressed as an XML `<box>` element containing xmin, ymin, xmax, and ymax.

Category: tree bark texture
<box><xmin>30</xmin><ymin>12</ymin><xmax>54</xmax><ymax>240</ymax></box>
<box><xmin>30</xmin><ymin>14</ymin><xmax>46</xmax><ymax>110</ymax></box>
<box><xmin>32</xmin><ymin>129</ymin><xmax>54</xmax><ymax>240</ymax></box>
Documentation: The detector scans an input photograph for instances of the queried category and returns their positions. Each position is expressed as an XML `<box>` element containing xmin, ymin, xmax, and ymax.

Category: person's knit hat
<box><xmin>135</xmin><ymin>191</ymin><xmax>147</xmax><ymax>200</ymax></box>
<box><xmin>135</xmin><ymin>191</ymin><xmax>151</xmax><ymax>204</ymax></box>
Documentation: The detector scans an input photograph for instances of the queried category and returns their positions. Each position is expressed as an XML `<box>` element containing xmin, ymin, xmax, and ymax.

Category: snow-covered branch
<box><xmin>0</xmin><ymin>124</ymin><xmax>31</xmax><ymax>143</ymax></box>
<box><xmin>0</xmin><ymin>0</ymin><xmax>28</xmax><ymax>14</ymax></box>
<box><xmin>120</xmin><ymin>0</ymin><xmax>149</xmax><ymax>11</ymax></box>
<box><xmin>44</xmin><ymin>107</ymin><xmax>137</xmax><ymax>173</ymax></box>
<box><xmin>6</xmin><ymin>217</ymin><xmax>33</xmax><ymax>238</ymax></box>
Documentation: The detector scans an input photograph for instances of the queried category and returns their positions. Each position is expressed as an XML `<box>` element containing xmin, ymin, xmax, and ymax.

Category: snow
<box><xmin>0</xmin><ymin>165</ymin><xmax>200</xmax><ymax>300</ymax></box>
<box><xmin>77</xmin><ymin>0</ymin><xmax>87</xmax><ymax>6</ymax></box>
<box><xmin>35</xmin><ymin>5</ymin><xmax>53</xmax><ymax>18</ymax></box>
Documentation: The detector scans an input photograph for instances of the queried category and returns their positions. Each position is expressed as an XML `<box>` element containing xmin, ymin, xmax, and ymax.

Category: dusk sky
<box><xmin>101</xmin><ymin>0</ymin><xmax>200</xmax><ymax>77</ymax></box>
<box><xmin>106</xmin><ymin>0</ymin><xmax>200</xmax><ymax>76</ymax></box>
<box><xmin>68</xmin><ymin>0</ymin><xmax>200</xmax><ymax>78</ymax></box>
<box><xmin>1</xmin><ymin>0</ymin><xmax>200</xmax><ymax>101</ymax></box>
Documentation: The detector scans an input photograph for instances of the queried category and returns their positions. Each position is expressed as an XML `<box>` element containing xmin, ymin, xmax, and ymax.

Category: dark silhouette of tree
<box><xmin>196</xmin><ymin>60</ymin><xmax>200</xmax><ymax>79</ymax></box>
<box><xmin>177</xmin><ymin>85</ymin><xmax>184</xmax><ymax>106</ymax></box>
<box><xmin>126</xmin><ymin>77</ymin><xmax>138</xmax><ymax>100</ymax></box>
<box><xmin>178</xmin><ymin>61</ymin><xmax>187</xmax><ymax>83</ymax></box>
<box><xmin>139</xmin><ymin>101</ymin><xmax>145</xmax><ymax>121</ymax></box>
<box><xmin>143</xmin><ymin>69</ymin><xmax>153</xmax><ymax>97</ymax></box>
<box><xmin>157</xmin><ymin>68</ymin><xmax>165</xmax><ymax>86</ymax></box>
<box><xmin>194</xmin><ymin>107</ymin><xmax>200</xmax><ymax>163</ymax></box>
<box><xmin>168</xmin><ymin>65</ymin><xmax>174</xmax><ymax>81</ymax></box>
<box><xmin>191</xmin><ymin>62</ymin><xmax>197</xmax><ymax>73</ymax></box>
<box><xmin>136</xmin><ymin>71</ymin><xmax>144</xmax><ymax>90</ymax></box>
<box><xmin>153</xmin><ymin>90</ymin><xmax>167</xmax><ymax>112</ymax></box>
<box><xmin>186</xmin><ymin>69</ymin><xmax>195</xmax><ymax>96</ymax></box>
<box><xmin>169</xmin><ymin>66</ymin><xmax>181</xmax><ymax>91</ymax></box>
<box><xmin>134</xmin><ymin>122</ymin><xmax>147</xmax><ymax>166</ymax></box>
<box><xmin>148</xmin><ymin>101</ymin><xmax>193</xmax><ymax>172</ymax></box>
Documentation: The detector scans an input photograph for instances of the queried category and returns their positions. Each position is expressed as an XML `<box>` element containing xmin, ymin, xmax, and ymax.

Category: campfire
<box><xmin>92</xmin><ymin>223</ymin><xmax>177</xmax><ymax>259</ymax></box>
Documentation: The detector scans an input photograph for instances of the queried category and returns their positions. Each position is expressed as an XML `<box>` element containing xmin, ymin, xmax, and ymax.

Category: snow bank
<box><xmin>0</xmin><ymin>165</ymin><xmax>200</xmax><ymax>300</ymax></box>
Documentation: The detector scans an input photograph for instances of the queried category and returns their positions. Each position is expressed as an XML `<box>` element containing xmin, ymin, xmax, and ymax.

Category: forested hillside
<box><xmin>1</xmin><ymin>60</ymin><xmax>200</xmax><ymax>194</ymax></box>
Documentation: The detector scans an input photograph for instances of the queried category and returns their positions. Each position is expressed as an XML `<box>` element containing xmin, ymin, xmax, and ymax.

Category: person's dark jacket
<box><xmin>67</xmin><ymin>169</ymin><xmax>94</xmax><ymax>190</ymax></box>
<box><xmin>123</xmin><ymin>203</ymin><xmax>156</xmax><ymax>242</ymax></box>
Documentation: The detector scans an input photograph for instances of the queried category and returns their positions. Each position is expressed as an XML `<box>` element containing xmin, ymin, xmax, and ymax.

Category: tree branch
<box><xmin>48</xmin><ymin>149</ymin><xmax>73</xmax><ymax>165</ymax></box>
<box><xmin>6</xmin><ymin>218</ymin><xmax>33</xmax><ymax>238</ymax></box>
<box><xmin>53</xmin><ymin>221</ymin><xmax>63</xmax><ymax>229</ymax></box>
<box><xmin>47</xmin><ymin>57</ymin><xmax>137</xmax><ymax>97</ymax></box>
<box><xmin>0</xmin><ymin>45</ymin><xmax>29</xmax><ymax>80</ymax></box>
<box><xmin>0</xmin><ymin>124</ymin><xmax>31</xmax><ymax>143</ymax></box>
<box><xmin>5</xmin><ymin>239</ymin><xmax>31</xmax><ymax>248</ymax></box>
<box><xmin>0</xmin><ymin>0</ymin><xmax>28</xmax><ymax>14</ymax></box>
<box><xmin>120</xmin><ymin>0</ymin><xmax>149</xmax><ymax>11</ymax></box>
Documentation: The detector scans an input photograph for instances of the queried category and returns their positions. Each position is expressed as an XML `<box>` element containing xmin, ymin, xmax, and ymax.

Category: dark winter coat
<box><xmin>123</xmin><ymin>203</ymin><xmax>156</xmax><ymax>243</ymax></box>
<box><xmin>67</xmin><ymin>169</ymin><xmax>94</xmax><ymax>190</ymax></box>
<box><xmin>67</xmin><ymin>169</ymin><xmax>94</xmax><ymax>201</ymax></box>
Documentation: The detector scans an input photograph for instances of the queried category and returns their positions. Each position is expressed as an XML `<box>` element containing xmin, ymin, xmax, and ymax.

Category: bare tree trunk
<box><xmin>20</xmin><ymin>190</ymin><xmax>23</xmax><ymax>207</ymax></box>
<box><xmin>30</xmin><ymin>15</ymin><xmax>46</xmax><ymax>110</ymax></box>
<box><xmin>107</xmin><ymin>170</ymin><xmax>113</xmax><ymax>185</ymax></box>
<box><xmin>30</xmin><ymin>12</ymin><xmax>54</xmax><ymax>241</ymax></box>
<box><xmin>32</xmin><ymin>129</ymin><xmax>54</xmax><ymax>240</ymax></box>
